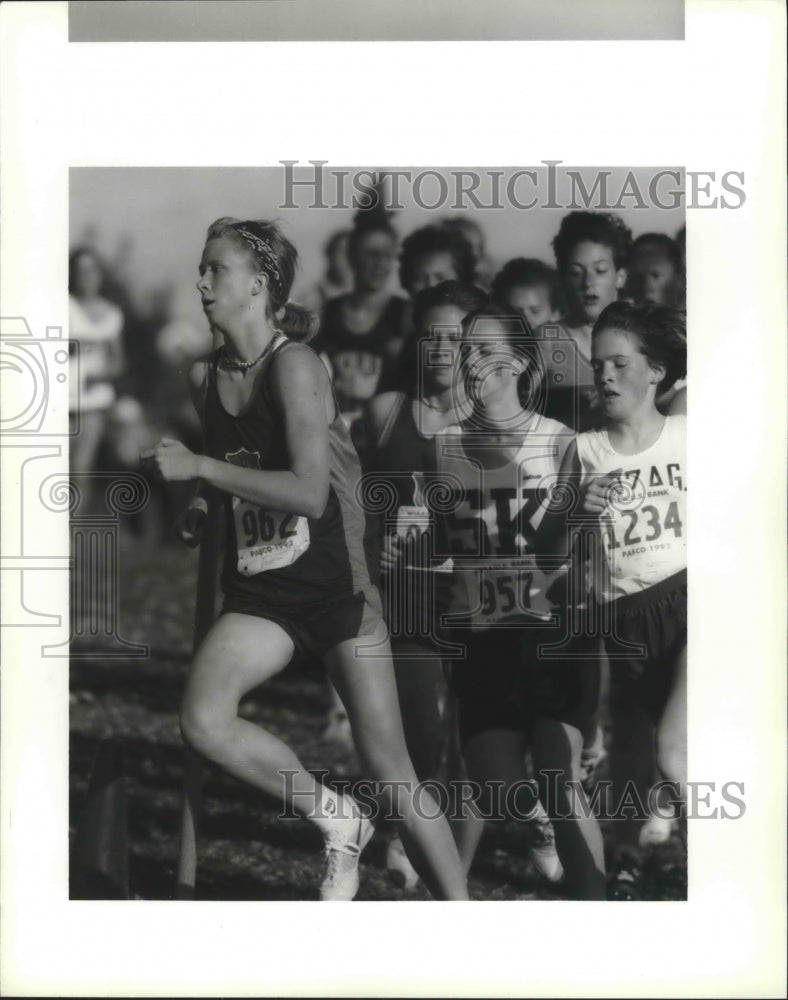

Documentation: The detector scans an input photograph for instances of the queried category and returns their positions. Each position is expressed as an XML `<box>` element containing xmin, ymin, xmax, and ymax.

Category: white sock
<box><xmin>308</xmin><ymin>783</ymin><xmax>359</xmax><ymax>837</ymax></box>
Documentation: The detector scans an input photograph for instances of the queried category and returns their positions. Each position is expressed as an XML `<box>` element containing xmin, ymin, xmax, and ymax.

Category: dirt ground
<box><xmin>69</xmin><ymin>524</ymin><xmax>686</xmax><ymax>902</ymax></box>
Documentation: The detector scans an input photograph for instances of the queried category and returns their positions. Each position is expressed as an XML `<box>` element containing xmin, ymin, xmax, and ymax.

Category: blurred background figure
<box><xmin>625</xmin><ymin>233</ymin><xmax>685</xmax><ymax>308</ymax></box>
<box><xmin>538</xmin><ymin>210</ymin><xmax>633</xmax><ymax>430</ymax></box>
<box><xmin>398</xmin><ymin>224</ymin><xmax>477</xmax><ymax>299</ymax></box>
<box><xmin>300</xmin><ymin>229</ymin><xmax>353</xmax><ymax>314</ymax></box>
<box><xmin>311</xmin><ymin>210</ymin><xmax>410</xmax><ymax>443</ymax></box>
<box><xmin>151</xmin><ymin>301</ymin><xmax>213</xmax><ymax>454</ymax></box>
<box><xmin>490</xmin><ymin>257</ymin><xmax>567</xmax><ymax>330</ymax></box>
<box><xmin>440</xmin><ymin>217</ymin><xmax>495</xmax><ymax>290</ymax></box>
<box><xmin>139</xmin><ymin>306</ymin><xmax>216</xmax><ymax>538</ymax></box>
<box><xmin>675</xmin><ymin>224</ymin><xmax>686</xmax><ymax>275</ymax></box>
<box><xmin>361</xmin><ymin>279</ymin><xmax>489</xmax><ymax>889</ymax></box>
<box><xmin>69</xmin><ymin>247</ymin><xmax>126</xmax><ymax>505</ymax></box>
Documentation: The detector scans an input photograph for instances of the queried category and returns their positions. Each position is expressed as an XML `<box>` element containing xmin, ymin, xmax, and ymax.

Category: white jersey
<box><xmin>435</xmin><ymin>415</ymin><xmax>573</xmax><ymax>632</ymax></box>
<box><xmin>576</xmin><ymin>415</ymin><xmax>686</xmax><ymax>602</ymax></box>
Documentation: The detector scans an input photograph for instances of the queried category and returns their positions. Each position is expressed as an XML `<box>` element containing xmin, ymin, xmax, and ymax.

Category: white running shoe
<box><xmin>638</xmin><ymin>812</ymin><xmax>676</xmax><ymax>848</ymax></box>
<box><xmin>319</xmin><ymin>811</ymin><xmax>374</xmax><ymax>901</ymax></box>
<box><xmin>526</xmin><ymin>801</ymin><xmax>564</xmax><ymax>883</ymax></box>
<box><xmin>385</xmin><ymin>833</ymin><xmax>420</xmax><ymax>891</ymax></box>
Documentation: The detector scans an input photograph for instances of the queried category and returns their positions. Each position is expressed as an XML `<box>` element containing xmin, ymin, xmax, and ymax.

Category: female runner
<box><xmin>540</xmin><ymin>301</ymin><xmax>687</xmax><ymax>898</ymax></box>
<box><xmin>536</xmin><ymin>210</ymin><xmax>633</xmax><ymax>432</ymax></box>
<box><xmin>144</xmin><ymin>217</ymin><xmax>468</xmax><ymax>901</ymax></box>
<box><xmin>311</xmin><ymin>212</ymin><xmax>410</xmax><ymax>433</ymax></box>
<box><xmin>365</xmin><ymin>280</ymin><xmax>487</xmax><ymax>886</ymax></box>
<box><xmin>427</xmin><ymin>306</ymin><xmax>606</xmax><ymax>898</ymax></box>
<box><xmin>69</xmin><ymin>247</ymin><xmax>126</xmax><ymax>483</ymax></box>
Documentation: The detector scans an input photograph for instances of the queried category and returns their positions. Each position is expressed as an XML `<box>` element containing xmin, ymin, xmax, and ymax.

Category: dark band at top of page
<box><xmin>69</xmin><ymin>0</ymin><xmax>685</xmax><ymax>43</ymax></box>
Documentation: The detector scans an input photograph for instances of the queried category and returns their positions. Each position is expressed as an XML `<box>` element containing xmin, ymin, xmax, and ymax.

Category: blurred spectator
<box><xmin>535</xmin><ymin>210</ymin><xmax>633</xmax><ymax>430</ymax></box>
<box><xmin>311</xmin><ymin>213</ymin><xmax>410</xmax><ymax>437</ymax></box>
<box><xmin>625</xmin><ymin>233</ymin><xmax>685</xmax><ymax>308</ymax></box>
<box><xmin>490</xmin><ymin>257</ymin><xmax>567</xmax><ymax>330</ymax></box>
<box><xmin>398</xmin><ymin>224</ymin><xmax>476</xmax><ymax>298</ymax></box>
<box><xmin>300</xmin><ymin>229</ymin><xmax>353</xmax><ymax>314</ymax></box>
<box><xmin>440</xmin><ymin>216</ymin><xmax>495</xmax><ymax>289</ymax></box>
<box><xmin>675</xmin><ymin>224</ymin><xmax>686</xmax><ymax>277</ymax></box>
<box><xmin>152</xmin><ymin>312</ymin><xmax>213</xmax><ymax>451</ymax></box>
<box><xmin>68</xmin><ymin>247</ymin><xmax>126</xmax><ymax>493</ymax></box>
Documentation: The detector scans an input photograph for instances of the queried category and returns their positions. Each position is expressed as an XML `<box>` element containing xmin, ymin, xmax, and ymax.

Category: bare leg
<box><xmin>656</xmin><ymin>645</ymin><xmax>687</xmax><ymax>793</ymax></box>
<box><xmin>391</xmin><ymin>638</ymin><xmax>445</xmax><ymax>782</ymax></box>
<box><xmin>609</xmin><ymin>672</ymin><xmax>655</xmax><ymax>850</ymax></box>
<box><xmin>71</xmin><ymin>408</ymin><xmax>106</xmax><ymax>474</ymax></box>
<box><xmin>444</xmin><ymin>690</ymin><xmax>485</xmax><ymax>875</ymax></box>
<box><xmin>325</xmin><ymin>620</ymin><xmax>468</xmax><ymax>901</ymax></box>
<box><xmin>638</xmin><ymin>646</ymin><xmax>687</xmax><ymax>847</ymax></box>
<box><xmin>180</xmin><ymin>614</ymin><xmax>332</xmax><ymax>812</ymax></box>
<box><xmin>71</xmin><ymin>408</ymin><xmax>107</xmax><ymax>512</ymax></box>
<box><xmin>531</xmin><ymin>718</ymin><xmax>606</xmax><ymax>900</ymax></box>
<box><xmin>459</xmin><ymin>728</ymin><xmax>527</xmax><ymax>875</ymax></box>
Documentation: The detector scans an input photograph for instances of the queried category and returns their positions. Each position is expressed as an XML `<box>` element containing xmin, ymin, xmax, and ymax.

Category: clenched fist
<box><xmin>141</xmin><ymin>438</ymin><xmax>201</xmax><ymax>483</ymax></box>
<box><xmin>582</xmin><ymin>470</ymin><xmax>623</xmax><ymax>515</ymax></box>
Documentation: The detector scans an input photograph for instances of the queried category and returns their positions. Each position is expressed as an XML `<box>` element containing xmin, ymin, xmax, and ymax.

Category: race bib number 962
<box><xmin>233</xmin><ymin>497</ymin><xmax>310</xmax><ymax>575</ymax></box>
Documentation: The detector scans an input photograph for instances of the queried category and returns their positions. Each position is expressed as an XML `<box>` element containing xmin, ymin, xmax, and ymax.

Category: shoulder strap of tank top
<box><xmin>376</xmin><ymin>392</ymin><xmax>407</xmax><ymax>450</ymax></box>
<box><xmin>197</xmin><ymin>349</ymin><xmax>221</xmax><ymax>424</ymax></box>
<box><xmin>256</xmin><ymin>332</ymin><xmax>292</xmax><ymax>405</ymax></box>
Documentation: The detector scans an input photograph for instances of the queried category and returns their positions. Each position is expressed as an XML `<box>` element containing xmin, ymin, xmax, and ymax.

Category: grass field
<box><xmin>69</xmin><ymin>524</ymin><xmax>686</xmax><ymax>902</ymax></box>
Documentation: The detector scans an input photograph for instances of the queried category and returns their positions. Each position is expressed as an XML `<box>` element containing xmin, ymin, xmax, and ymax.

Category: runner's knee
<box><xmin>180</xmin><ymin>698</ymin><xmax>230</xmax><ymax>759</ymax></box>
<box><xmin>656</xmin><ymin>730</ymin><xmax>686</xmax><ymax>787</ymax></box>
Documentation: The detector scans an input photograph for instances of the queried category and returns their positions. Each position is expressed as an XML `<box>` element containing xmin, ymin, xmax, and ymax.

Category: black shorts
<box><xmin>380</xmin><ymin>565</ymin><xmax>453</xmax><ymax>654</ymax></box>
<box><xmin>221</xmin><ymin>588</ymin><xmax>383</xmax><ymax>659</ymax></box>
<box><xmin>605</xmin><ymin>569</ymin><xmax>687</xmax><ymax>721</ymax></box>
<box><xmin>449</xmin><ymin>625</ymin><xmax>600</xmax><ymax>747</ymax></box>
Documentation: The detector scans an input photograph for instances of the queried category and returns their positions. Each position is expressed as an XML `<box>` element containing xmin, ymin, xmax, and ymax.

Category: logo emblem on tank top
<box><xmin>225</xmin><ymin>446</ymin><xmax>262</xmax><ymax>470</ymax></box>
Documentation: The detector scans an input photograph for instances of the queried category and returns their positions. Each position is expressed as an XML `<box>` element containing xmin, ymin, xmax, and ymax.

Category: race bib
<box><xmin>395</xmin><ymin>504</ymin><xmax>430</xmax><ymax>542</ymax></box>
<box><xmin>602</xmin><ymin>476</ymin><xmax>685</xmax><ymax>586</ymax></box>
<box><xmin>460</xmin><ymin>557</ymin><xmax>555</xmax><ymax>631</ymax></box>
<box><xmin>232</xmin><ymin>497</ymin><xmax>310</xmax><ymax>575</ymax></box>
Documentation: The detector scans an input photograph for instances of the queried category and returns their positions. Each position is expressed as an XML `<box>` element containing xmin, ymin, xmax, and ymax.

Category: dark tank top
<box><xmin>368</xmin><ymin>393</ymin><xmax>448</xmax><ymax>644</ymax></box>
<box><xmin>201</xmin><ymin>335</ymin><xmax>376</xmax><ymax>611</ymax></box>
<box><xmin>371</xmin><ymin>393</ymin><xmax>437</xmax><ymax>505</ymax></box>
<box><xmin>312</xmin><ymin>295</ymin><xmax>410</xmax><ymax>411</ymax></box>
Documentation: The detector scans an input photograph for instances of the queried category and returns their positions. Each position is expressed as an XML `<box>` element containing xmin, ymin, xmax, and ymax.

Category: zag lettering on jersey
<box><xmin>576</xmin><ymin>416</ymin><xmax>687</xmax><ymax>601</ymax></box>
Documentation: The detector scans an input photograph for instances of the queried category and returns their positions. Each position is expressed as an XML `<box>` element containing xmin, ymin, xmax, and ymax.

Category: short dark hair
<box><xmin>399</xmin><ymin>225</ymin><xmax>477</xmax><ymax>293</ymax></box>
<box><xmin>490</xmin><ymin>257</ymin><xmax>567</xmax><ymax>316</ymax></box>
<box><xmin>593</xmin><ymin>301</ymin><xmax>687</xmax><ymax>390</ymax></box>
<box><xmin>412</xmin><ymin>280</ymin><xmax>489</xmax><ymax>333</ymax></box>
<box><xmin>552</xmin><ymin>211</ymin><xmax>633</xmax><ymax>273</ymax></box>
<box><xmin>629</xmin><ymin>232</ymin><xmax>683</xmax><ymax>274</ymax></box>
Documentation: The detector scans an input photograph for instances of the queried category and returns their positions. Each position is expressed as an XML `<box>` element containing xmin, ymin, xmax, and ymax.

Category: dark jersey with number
<box><xmin>312</xmin><ymin>295</ymin><xmax>410</xmax><ymax>413</ymax></box>
<box><xmin>435</xmin><ymin>414</ymin><xmax>574</xmax><ymax>633</ymax></box>
<box><xmin>201</xmin><ymin>336</ymin><xmax>379</xmax><ymax>612</ymax></box>
<box><xmin>367</xmin><ymin>393</ymin><xmax>449</xmax><ymax>645</ymax></box>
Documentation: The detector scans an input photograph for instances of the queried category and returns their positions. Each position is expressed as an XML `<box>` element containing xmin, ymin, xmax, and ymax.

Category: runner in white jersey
<box><xmin>428</xmin><ymin>307</ymin><xmax>606</xmax><ymax>900</ymax></box>
<box><xmin>539</xmin><ymin>301</ymin><xmax>687</xmax><ymax>899</ymax></box>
